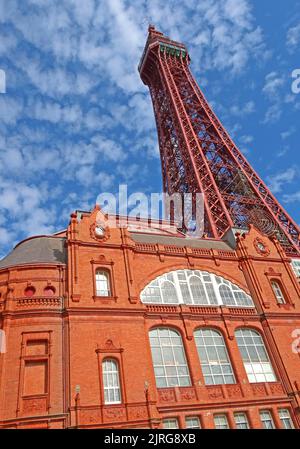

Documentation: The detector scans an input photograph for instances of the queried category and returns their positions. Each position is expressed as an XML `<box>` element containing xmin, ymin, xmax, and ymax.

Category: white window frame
<box><xmin>214</xmin><ymin>414</ymin><xmax>229</xmax><ymax>429</ymax></box>
<box><xmin>234</xmin><ymin>412</ymin><xmax>250</xmax><ymax>429</ymax></box>
<box><xmin>260</xmin><ymin>410</ymin><xmax>275</xmax><ymax>429</ymax></box>
<box><xmin>96</xmin><ymin>270</ymin><xmax>111</xmax><ymax>297</ymax></box>
<box><xmin>185</xmin><ymin>416</ymin><xmax>201</xmax><ymax>428</ymax></box>
<box><xmin>141</xmin><ymin>269</ymin><xmax>254</xmax><ymax>308</ymax></box>
<box><xmin>149</xmin><ymin>328</ymin><xmax>191</xmax><ymax>388</ymax></box>
<box><xmin>278</xmin><ymin>409</ymin><xmax>294</xmax><ymax>429</ymax></box>
<box><xmin>291</xmin><ymin>259</ymin><xmax>300</xmax><ymax>278</ymax></box>
<box><xmin>162</xmin><ymin>418</ymin><xmax>179</xmax><ymax>429</ymax></box>
<box><xmin>194</xmin><ymin>328</ymin><xmax>235</xmax><ymax>385</ymax></box>
<box><xmin>271</xmin><ymin>281</ymin><xmax>286</xmax><ymax>304</ymax></box>
<box><xmin>102</xmin><ymin>359</ymin><xmax>121</xmax><ymax>405</ymax></box>
<box><xmin>235</xmin><ymin>329</ymin><xmax>276</xmax><ymax>383</ymax></box>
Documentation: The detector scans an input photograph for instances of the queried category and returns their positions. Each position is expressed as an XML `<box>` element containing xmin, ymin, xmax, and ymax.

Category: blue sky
<box><xmin>0</xmin><ymin>0</ymin><xmax>299</xmax><ymax>257</ymax></box>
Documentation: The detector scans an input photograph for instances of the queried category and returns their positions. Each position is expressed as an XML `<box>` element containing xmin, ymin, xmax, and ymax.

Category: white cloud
<box><xmin>286</xmin><ymin>23</ymin><xmax>300</xmax><ymax>51</ymax></box>
<box><xmin>283</xmin><ymin>191</ymin><xmax>300</xmax><ymax>203</ymax></box>
<box><xmin>262</xmin><ymin>72</ymin><xmax>286</xmax><ymax>124</ymax></box>
<box><xmin>262</xmin><ymin>72</ymin><xmax>284</xmax><ymax>98</ymax></box>
<box><xmin>266</xmin><ymin>167</ymin><xmax>297</xmax><ymax>194</ymax></box>
<box><xmin>0</xmin><ymin>0</ymin><xmax>277</xmax><ymax>254</ymax></box>
<box><xmin>230</xmin><ymin>101</ymin><xmax>255</xmax><ymax>116</ymax></box>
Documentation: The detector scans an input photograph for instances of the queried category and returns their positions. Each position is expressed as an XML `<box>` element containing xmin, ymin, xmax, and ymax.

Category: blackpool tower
<box><xmin>139</xmin><ymin>26</ymin><xmax>300</xmax><ymax>257</ymax></box>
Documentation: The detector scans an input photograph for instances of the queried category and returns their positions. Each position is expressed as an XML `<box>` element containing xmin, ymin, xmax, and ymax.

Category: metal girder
<box><xmin>139</xmin><ymin>28</ymin><xmax>300</xmax><ymax>256</ymax></box>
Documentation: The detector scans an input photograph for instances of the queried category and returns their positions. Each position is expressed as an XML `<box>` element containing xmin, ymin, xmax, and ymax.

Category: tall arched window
<box><xmin>194</xmin><ymin>329</ymin><xmax>235</xmax><ymax>385</ymax></box>
<box><xmin>96</xmin><ymin>270</ymin><xmax>111</xmax><ymax>297</ymax></box>
<box><xmin>149</xmin><ymin>328</ymin><xmax>191</xmax><ymax>388</ymax></box>
<box><xmin>102</xmin><ymin>359</ymin><xmax>121</xmax><ymax>404</ymax></box>
<box><xmin>141</xmin><ymin>269</ymin><xmax>254</xmax><ymax>308</ymax></box>
<box><xmin>271</xmin><ymin>281</ymin><xmax>286</xmax><ymax>304</ymax></box>
<box><xmin>235</xmin><ymin>329</ymin><xmax>276</xmax><ymax>383</ymax></box>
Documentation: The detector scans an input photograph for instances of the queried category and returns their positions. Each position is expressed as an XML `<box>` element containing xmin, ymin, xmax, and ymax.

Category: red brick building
<box><xmin>1</xmin><ymin>28</ymin><xmax>300</xmax><ymax>429</ymax></box>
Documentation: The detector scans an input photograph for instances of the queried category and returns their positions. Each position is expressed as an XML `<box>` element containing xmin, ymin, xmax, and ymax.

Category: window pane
<box><xmin>279</xmin><ymin>409</ymin><xmax>294</xmax><ymax>429</ymax></box>
<box><xmin>96</xmin><ymin>271</ymin><xmax>110</xmax><ymax>296</ymax></box>
<box><xmin>149</xmin><ymin>328</ymin><xmax>191</xmax><ymax>388</ymax></box>
<box><xmin>163</xmin><ymin>418</ymin><xmax>179</xmax><ymax>429</ymax></box>
<box><xmin>194</xmin><ymin>329</ymin><xmax>235</xmax><ymax>385</ymax></box>
<box><xmin>185</xmin><ymin>417</ymin><xmax>201</xmax><ymax>429</ymax></box>
<box><xmin>234</xmin><ymin>413</ymin><xmax>249</xmax><ymax>429</ymax></box>
<box><xmin>214</xmin><ymin>414</ymin><xmax>229</xmax><ymax>429</ymax></box>
<box><xmin>260</xmin><ymin>411</ymin><xmax>275</xmax><ymax>429</ymax></box>
<box><xmin>235</xmin><ymin>329</ymin><xmax>276</xmax><ymax>383</ymax></box>
<box><xmin>102</xmin><ymin>359</ymin><xmax>121</xmax><ymax>405</ymax></box>
<box><xmin>141</xmin><ymin>270</ymin><xmax>254</xmax><ymax>308</ymax></box>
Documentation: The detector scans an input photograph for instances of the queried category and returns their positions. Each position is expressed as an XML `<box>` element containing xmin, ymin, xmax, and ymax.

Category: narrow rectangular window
<box><xmin>185</xmin><ymin>416</ymin><xmax>201</xmax><ymax>428</ymax></box>
<box><xmin>279</xmin><ymin>409</ymin><xmax>294</xmax><ymax>429</ymax></box>
<box><xmin>102</xmin><ymin>359</ymin><xmax>121</xmax><ymax>404</ymax></box>
<box><xmin>271</xmin><ymin>281</ymin><xmax>285</xmax><ymax>304</ymax></box>
<box><xmin>96</xmin><ymin>271</ymin><xmax>111</xmax><ymax>297</ymax></box>
<box><xmin>214</xmin><ymin>414</ymin><xmax>229</xmax><ymax>429</ymax></box>
<box><xmin>260</xmin><ymin>410</ymin><xmax>275</xmax><ymax>429</ymax></box>
<box><xmin>234</xmin><ymin>412</ymin><xmax>249</xmax><ymax>429</ymax></box>
<box><xmin>163</xmin><ymin>418</ymin><xmax>179</xmax><ymax>429</ymax></box>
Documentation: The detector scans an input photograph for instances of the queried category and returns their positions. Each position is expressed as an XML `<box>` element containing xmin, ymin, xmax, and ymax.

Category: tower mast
<box><xmin>139</xmin><ymin>26</ymin><xmax>300</xmax><ymax>256</ymax></box>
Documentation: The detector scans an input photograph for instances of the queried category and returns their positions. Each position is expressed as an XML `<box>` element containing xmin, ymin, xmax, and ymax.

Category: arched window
<box><xmin>235</xmin><ymin>329</ymin><xmax>276</xmax><ymax>383</ymax></box>
<box><xmin>96</xmin><ymin>270</ymin><xmax>111</xmax><ymax>297</ymax></box>
<box><xmin>271</xmin><ymin>281</ymin><xmax>286</xmax><ymax>304</ymax></box>
<box><xmin>102</xmin><ymin>359</ymin><xmax>121</xmax><ymax>404</ymax></box>
<box><xmin>149</xmin><ymin>328</ymin><xmax>191</xmax><ymax>388</ymax></box>
<box><xmin>141</xmin><ymin>269</ymin><xmax>254</xmax><ymax>308</ymax></box>
<box><xmin>194</xmin><ymin>329</ymin><xmax>235</xmax><ymax>385</ymax></box>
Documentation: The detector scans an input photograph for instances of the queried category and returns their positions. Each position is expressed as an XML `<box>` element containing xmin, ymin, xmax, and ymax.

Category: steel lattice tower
<box><xmin>139</xmin><ymin>26</ymin><xmax>300</xmax><ymax>256</ymax></box>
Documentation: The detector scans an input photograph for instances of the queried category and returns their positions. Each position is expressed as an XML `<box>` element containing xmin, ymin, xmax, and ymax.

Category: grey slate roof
<box><xmin>0</xmin><ymin>236</ymin><xmax>67</xmax><ymax>269</ymax></box>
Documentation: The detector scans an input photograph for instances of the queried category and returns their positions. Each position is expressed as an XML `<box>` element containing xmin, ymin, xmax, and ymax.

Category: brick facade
<box><xmin>0</xmin><ymin>206</ymin><xmax>300</xmax><ymax>429</ymax></box>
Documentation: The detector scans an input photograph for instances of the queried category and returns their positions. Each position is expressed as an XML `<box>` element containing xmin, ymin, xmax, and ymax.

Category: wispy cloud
<box><xmin>286</xmin><ymin>22</ymin><xmax>300</xmax><ymax>52</ymax></box>
<box><xmin>0</xmin><ymin>0</ymin><xmax>297</xmax><ymax>256</ymax></box>
<box><xmin>266</xmin><ymin>167</ymin><xmax>297</xmax><ymax>194</ymax></box>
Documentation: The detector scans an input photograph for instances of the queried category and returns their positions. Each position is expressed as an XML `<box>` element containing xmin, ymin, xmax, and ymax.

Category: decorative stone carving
<box><xmin>253</xmin><ymin>237</ymin><xmax>270</xmax><ymax>257</ymax></box>
<box><xmin>158</xmin><ymin>388</ymin><xmax>176</xmax><ymax>402</ymax></box>
<box><xmin>179</xmin><ymin>387</ymin><xmax>196</xmax><ymax>401</ymax></box>
<box><xmin>207</xmin><ymin>386</ymin><xmax>224</xmax><ymax>400</ymax></box>
<box><xmin>128</xmin><ymin>406</ymin><xmax>148</xmax><ymax>420</ymax></box>
<box><xmin>226</xmin><ymin>384</ymin><xmax>242</xmax><ymax>398</ymax></box>
<box><xmin>103</xmin><ymin>406</ymin><xmax>126</xmax><ymax>421</ymax></box>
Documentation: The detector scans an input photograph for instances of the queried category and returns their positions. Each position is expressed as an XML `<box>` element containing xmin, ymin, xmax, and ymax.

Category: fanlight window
<box><xmin>141</xmin><ymin>270</ymin><xmax>254</xmax><ymax>308</ymax></box>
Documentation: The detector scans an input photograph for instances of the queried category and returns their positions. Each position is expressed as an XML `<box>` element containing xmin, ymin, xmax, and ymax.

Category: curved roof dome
<box><xmin>0</xmin><ymin>236</ymin><xmax>67</xmax><ymax>269</ymax></box>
